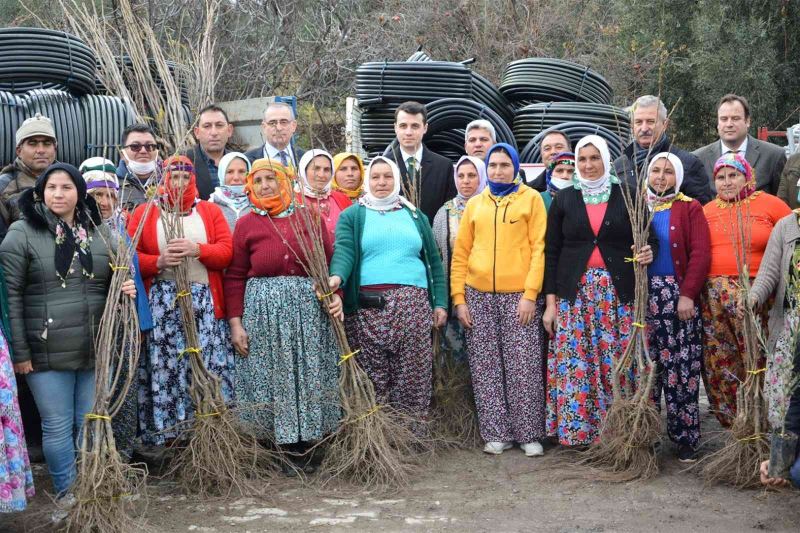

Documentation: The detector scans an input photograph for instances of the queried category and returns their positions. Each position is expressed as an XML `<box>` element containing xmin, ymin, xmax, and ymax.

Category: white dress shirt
<box><xmin>720</xmin><ymin>136</ymin><xmax>748</xmax><ymax>156</ymax></box>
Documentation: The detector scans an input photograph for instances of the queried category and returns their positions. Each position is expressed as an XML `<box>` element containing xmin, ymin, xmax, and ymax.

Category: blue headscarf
<box><xmin>485</xmin><ymin>143</ymin><xmax>521</xmax><ymax>197</ymax></box>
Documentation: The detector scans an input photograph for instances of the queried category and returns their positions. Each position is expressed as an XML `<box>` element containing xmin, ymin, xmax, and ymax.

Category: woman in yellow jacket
<box><xmin>451</xmin><ymin>143</ymin><xmax>548</xmax><ymax>457</ymax></box>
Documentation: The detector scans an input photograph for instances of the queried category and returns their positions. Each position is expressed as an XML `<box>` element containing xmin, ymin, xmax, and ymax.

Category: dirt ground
<box><xmin>2</xmin><ymin>407</ymin><xmax>799</xmax><ymax>532</ymax></box>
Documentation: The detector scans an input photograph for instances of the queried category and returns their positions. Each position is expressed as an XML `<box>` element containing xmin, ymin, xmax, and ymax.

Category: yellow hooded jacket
<box><xmin>450</xmin><ymin>186</ymin><xmax>546</xmax><ymax>305</ymax></box>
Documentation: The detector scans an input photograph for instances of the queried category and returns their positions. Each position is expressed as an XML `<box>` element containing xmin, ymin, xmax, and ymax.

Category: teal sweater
<box><xmin>330</xmin><ymin>204</ymin><xmax>447</xmax><ymax>314</ymax></box>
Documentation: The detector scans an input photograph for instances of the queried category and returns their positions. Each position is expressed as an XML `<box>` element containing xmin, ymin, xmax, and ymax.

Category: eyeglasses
<box><xmin>123</xmin><ymin>143</ymin><xmax>159</xmax><ymax>153</ymax></box>
<box><xmin>264</xmin><ymin>119</ymin><xmax>292</xmax><ymax>129</ymax></box>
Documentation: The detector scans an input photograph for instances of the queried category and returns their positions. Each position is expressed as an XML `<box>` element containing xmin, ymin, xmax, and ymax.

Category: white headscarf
<box><xmin>454</xmin><ymin>156</ymin><xmax>488</xmax><ymax>202</ymax></box>
<box><xmin>574</xmin><ymin>135</ymin><xmax>612</xmax><ymax>196</ymax></box>
<box><xmin>359</xmin><ymin>156</ymin><xmax>416</xmax><ymax>212</ymax></box>
<box><xmin>298</xmin><ymin>149</ymin><xmax>335</xmax><ymax>199</ymax></box>
<box><xmin>646</xmin><ymin>152</ymin><xmax>684</xmax><ymax>209</ymax></box>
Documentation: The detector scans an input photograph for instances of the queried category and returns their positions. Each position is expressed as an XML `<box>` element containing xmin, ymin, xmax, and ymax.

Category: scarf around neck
<box><xmin>485</xmin><ymin>143</ymin><xmax>521</xmax><ymax>198</ymax></box>
<box><xmin>359</xmin><ymin>156</ymin><xmax>416</xmax><ymax>213</ymax></box>
<box><xmin>645</xmin><ymin>152</ymin><xmax>685</xmax><ymax>210</ymax></box>
<box><xmin>454</xmin><ymin>155</ymin><xmax>488</xmax><ymax>201</ymax></box>
<box><xmin>298</xmin><ymin>149</ymin><xmax>335</xmax><ymax>199</ymax></box>
<box><xmin>245</xmin><ymin>158</ymin><xmax>295</xmax><ymax>217</ymax></box>
<box><xmin>332</xmin><ymin>152</ymin><xmax>365</xmax><ymax>199</ymax></box>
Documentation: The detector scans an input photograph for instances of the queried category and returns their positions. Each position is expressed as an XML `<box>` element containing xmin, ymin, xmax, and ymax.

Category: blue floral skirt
<box><xmin>239</xmin><ymin>276</ymin><xmax>340</xmax><ymax>445</ymax></box>
<box><xmin>138</xmin><ymin>280</ymin><xmax>235</xmax><ymax>445</ymax></box>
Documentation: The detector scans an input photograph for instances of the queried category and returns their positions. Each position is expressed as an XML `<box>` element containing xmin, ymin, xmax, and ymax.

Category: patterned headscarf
<box><xmin>545</xmin><ymin>151</ymin><xmax>575</xmax><ymax>192</ymax></box>
<box><xmin>713</xmin><ymin>153</ymin><xmax>756</xmax><ymax>202</ymax></box>
<box><xmin>332</xmin><ymin>152</ymin><xmax>365</xmax><ymax>199</ymax></box>
<box><xmin>245</xmin><ymin>158</ymin><xmax>295</xmax><ymax>217</ymax></box>
<box><xmin>161</xmin><ymin>156</ymin><xmax>198</xmax><ymax>212</ymax></box>
<box><xmin>216</xmin><ymin>152</ymin><xmax>252</xmax><ymax>211</ymax></box>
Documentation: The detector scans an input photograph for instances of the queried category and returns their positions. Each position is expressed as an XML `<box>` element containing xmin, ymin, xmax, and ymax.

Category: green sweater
<box><xmin>330</xmin><ymin>204</ymin><xmax>447</xmax><ymax>314</ymax></box>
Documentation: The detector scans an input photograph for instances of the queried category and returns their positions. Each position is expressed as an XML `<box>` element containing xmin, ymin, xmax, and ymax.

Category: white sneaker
<box><xmin>483</xmin><ymin>441</ymin><xmax>513</xmax><ymax>455</ymax></box>
<box><xmin>521</xmin><ymin>441</ymin><xmax>544</xmax><ymax>457</ymax></box>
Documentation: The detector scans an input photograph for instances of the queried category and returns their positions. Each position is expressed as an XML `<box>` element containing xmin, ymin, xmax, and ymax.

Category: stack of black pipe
<box><xmin>0</xmin><ymin>27</ymin><xmax>186</xmax><ymax>167</ymax></box>
<box><xmin>357</xmin><ymin>51</ymin><xmax>516</xmax><ymax>161</ymax></box>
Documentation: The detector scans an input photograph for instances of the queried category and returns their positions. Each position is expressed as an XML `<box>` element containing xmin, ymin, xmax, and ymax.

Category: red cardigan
<box><xmin>128</xmin><ymin>200</ymin><xmax>233</xmax><ymax>319</ymax></box>
<box><xmin>666</xmin><ymin>198</ymin><xmax>711</xmax><ymax>300</ymax></box>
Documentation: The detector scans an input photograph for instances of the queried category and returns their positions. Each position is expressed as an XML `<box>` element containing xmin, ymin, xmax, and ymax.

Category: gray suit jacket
<box><xmin>693</xmin><ymin>135</ymin><xmax>787</xmax><ymax>194</ymax></box>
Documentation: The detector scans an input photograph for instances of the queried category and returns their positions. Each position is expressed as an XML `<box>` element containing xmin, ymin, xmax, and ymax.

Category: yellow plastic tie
<box><xmin>317</xmin><ymin>290</ymin><xmax>335</xmax><ymax>300</ymax></box>
<box><xmin>338</xmin><ymin>349</ymin><xmax>360</xmax><ymax>366</ymax></box>
<box><xmin>173</xmin><ymin>290</ymin><xmax>191</xmax><ymax>307</ymax></box>
<box><xmin>632</xmin><ymin>322</ymin><xmax>646</xmax><ymax>328</ymax></box>
<box><xmin>624</xmin><ymin>256</ymin><xmax>638</xmax><ymax>263</ymax></box>
<box><xmin>737</xmin><ymin>433</ymin><xmax>764</xmax><ymax>443</ymax></box>
<box><xmin>108</xmin><ymin>263</ymin><xmax>129</xmax><ymax>272</ymax></box>
<box><xmin>197</xmin><ymin>411</ymin><xmax>221</xmax><ymax>418</ymax></box>
<box><xmin>354</xmin><ymin>404</ymin><xmax>383</xmax><ymax>423</ymax></box>
<box><xmin>747</xmin><ymin>367</ymin><xmax>767</xmax><ymax>375</ymax></box>
<box><xmin>84</xmin><ymin>413</ymin><xmax>112</xmax><ymax>421</ymax></box>
<box><xmin>179</xmin><ymin>347</ymin><xmax>201</xmax><ymax>359</ymax></box>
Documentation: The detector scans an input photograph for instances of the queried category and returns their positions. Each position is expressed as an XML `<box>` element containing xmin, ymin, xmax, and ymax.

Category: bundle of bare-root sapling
<box><xmin>65</xmin><ymin>209</ymin><xmax>152</xmax><ymax>532</ymax></box>
<box><xmin>158</xmin><ymin>173</ymin><xmax>275</xmax><ymax>498</ymax></box>
<box><xmin>580</xmin><ymin>167</ymin><xmax>662</xmax><ymax>482</ymax></box>
<box><xmin>701</xmin><ymin>201</ymin><xmax>769</xmax><ymax>488</ymax></box>
<box><xmin>276</xmin><ymin>188</ymin><xmax>427</xmax><ymax>491</ymax></box>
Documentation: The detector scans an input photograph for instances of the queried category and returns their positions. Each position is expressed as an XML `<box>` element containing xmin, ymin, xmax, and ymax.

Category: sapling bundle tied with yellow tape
<box><xmin>157</xmin><ymin>160</ymin><xmax>278</xmax><ymax>497</ymax></box>
<box><xmin>701</xmin><ymin>201</ymin><xmax>769</xmax><ymax>488</ymax></box>
<box><xmin>65</xmin><ymin>206</ymin><xmax>153</xmax><ymax>533</ymax></box>
<box><xmin>266</xmin><ymin>169</ymin><xmax>427</xmax><ymax>491</ymax></box>
<box><xmin>580</xmin><ymin>150</ymin><xmax>662</xmax><ymax>482</ymax></box>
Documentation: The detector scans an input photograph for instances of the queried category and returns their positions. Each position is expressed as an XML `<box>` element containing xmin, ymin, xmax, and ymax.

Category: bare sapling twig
<box><xmin>156</xmin><ymin>160</ymin><xmax>279</xmax><ymax>498</ymax></box>
<box><xmin>700</xmin><ymin>199</ymin><xmax>770</xmax><ymax>488</ymax></box>
<box><xmin>261</xmin><ymin>160</ymin><xmax>429</xmax><ymax>491</ymax></box>
<box><xmin>64</xmin><ymin>202</ymin><xmax>155</xmax><ymax>532</ymax></box>
<box><xmin>579</xmin><ymin>99</ymin><xmax>675</xmax><ymax>481</ymax></box>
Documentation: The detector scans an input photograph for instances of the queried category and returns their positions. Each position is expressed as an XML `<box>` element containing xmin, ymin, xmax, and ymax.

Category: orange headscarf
<box><xmin>332</xmin><ymin>152</ymin><xmax>365</xmax><ymax>200</ymax></box>
<box><xmin>161</xmin><ymin>155</ymin><xmax>198</xmax><ymax>212</ymax></box>
<box><xmin>245</xmin><ymin>158</ymin><xmax>295</xmax><ymax>216</ymax></box>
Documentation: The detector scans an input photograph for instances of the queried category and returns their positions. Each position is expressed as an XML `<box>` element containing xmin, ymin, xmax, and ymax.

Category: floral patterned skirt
<box><xmin>766</xmin><ymin>310</ymin><xmax>799</xmax><ymax>430</ymax></box>
<box><xmin>0</xmin><ymin>329</ymin><xmax>34</xmax><ymax>512</ymax></box>
<box><xmin>138</xmin><ymin>280</ymin><xmax>235</xmax><ymax>445</ymax></box>
<box><xmin>546</xmin><ymin>268</ymin><xmax>633</xmax><ymax>446</ymax></box>
<box><xmin>239</xmin><ymin>276</ymin><xmax>340</xmax><ymax>445</ymax></box>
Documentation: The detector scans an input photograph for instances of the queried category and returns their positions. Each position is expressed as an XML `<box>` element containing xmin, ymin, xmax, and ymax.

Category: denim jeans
<box><xmin>26</xmin><ymin>369</ymin><xmax>95</xmax><ymax>496</ymax></box>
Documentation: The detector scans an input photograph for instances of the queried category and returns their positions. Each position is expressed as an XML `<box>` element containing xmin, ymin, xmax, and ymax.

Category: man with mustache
<box><xmin>694</xmin><ymin>94</ymin><xmax>787</xmax><ymax>196</ymax></box>
<box><xmin>614</xmin><ymin>95</ymin><xmax>712</xmax><ymax>204</ymax></box>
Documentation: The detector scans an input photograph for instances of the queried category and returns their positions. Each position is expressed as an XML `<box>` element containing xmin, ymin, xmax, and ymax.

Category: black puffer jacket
<box><xmin>0</xmin><ymin>188</ymin><xmax>112</xmax><ymax>371</ymax></box>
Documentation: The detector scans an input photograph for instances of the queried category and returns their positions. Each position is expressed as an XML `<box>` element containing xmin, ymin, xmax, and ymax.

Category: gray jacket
<box><xmin>0</xmin><ymin>189</ymin><xmax>113</xmax><ymax>370</ymax></box>
<box><xmin>751</xmin><ymin>212</ymin><xmax>800</xmax><ymax>351</ymax></box>
<box><xmin>693</xmin><ymin>135</ymin><xmax>787</xmax><ymax>195</ymax></box>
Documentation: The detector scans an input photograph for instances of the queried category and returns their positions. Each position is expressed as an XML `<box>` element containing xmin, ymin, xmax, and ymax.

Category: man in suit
<box><xmin>385</xmin><ymin>101</ymin><xmax>458</xmax><ymax>222</ymax></box>
<box><xmin>614</xmin><ymin>95</ymin><xmax>713</xmax><ymax>204</ymax></box>
<box><xmin>244</xmin><ymin>102</ymin><xmax>304</xmax><ymax>169</ymax></box>
<box><xmin>184</xmin><ymin>104</ymin><xmax>234</xmax><ymax>200</ymax></box>
<box><xmin>693</xmin><ymin>94</ymin><xmax>787</xmax><ymax>194</ymax></box>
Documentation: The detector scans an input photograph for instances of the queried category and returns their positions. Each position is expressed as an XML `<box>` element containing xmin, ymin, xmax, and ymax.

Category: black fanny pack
<box><xmin>358</xmin><ymin>290</ymin><xmax>387</xmax><ymax>309</ymax></box>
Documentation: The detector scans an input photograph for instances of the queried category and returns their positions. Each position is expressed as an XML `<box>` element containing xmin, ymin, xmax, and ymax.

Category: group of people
<box><xmin>0</xmin><ymin>92</ymin><xmax>799</xmax><ymax>517</ymax></box>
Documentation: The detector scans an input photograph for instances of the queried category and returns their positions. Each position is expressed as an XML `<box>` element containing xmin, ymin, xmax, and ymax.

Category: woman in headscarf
<box><xmin>298</xmin><ymin>149</ymin><xmax>352</xmax><ymax>242</ymax></box>
<box><xmin>540</xmin><ymin>151</ymin><xmax>576</xmax><ymax>211</ymax></box>
<box><xmin>644</xmin><ymin>152</ymin><xmax>710</xmax><ymax>462</ymax></box>
<box><xmin>750</xmin><ymin>207</ymin><xmax>800</xmax><ymax>432</ymax></box>
<box><xmin>332</xmin><ymin>152</ymin><xmax>365</xmax><ymax>202</ymax></box>
<box><xmin>450</xmin><ymin>144</ymin><xmax>547</xmax><ymax>456</ymax></box>
<box><xmin>0</xmin><ymin>163</ymin><xmax>135</xmax><ymax>507</ymax></box>
<box><xmin>432</xmin><ymin>156</ymin><xmax>487</xmax><ymax>361</ymax></box>
<box><xmin>543</xmin><ymin>135</ymin><xmax>655</xmax><ymax>447</ymax></box>
<box><xmin>0</xmin><ymin>264</ymin><xmax>34</xmax><ymax>513</ymax></box>
<box><xmin>80</xmin><ymin>157</ymin><xmax>153</xmax><ymax>462</ymax></box>
<box><xmin>328</xmin><ymin>156</ymin><xmax>447</xmax><ymax>426</ymax></box>
<box><xmin>128</xmin><ymin>156</ymin><xmax>234</xmax><ymax>446</ymax></box>
<box><xmin>209</xmin><ymin>152</ymin><xmax>253</xmax><ymax>231</ymax></box>
<box><xmin>702</xmin><ymin>153</ymin><xmax>791</xmax><ymax>427</ymax></box>
<box><xmin>224</xmin><ymin>158</ymin><xmax>341</xmax><ymax>473</ymax></box>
